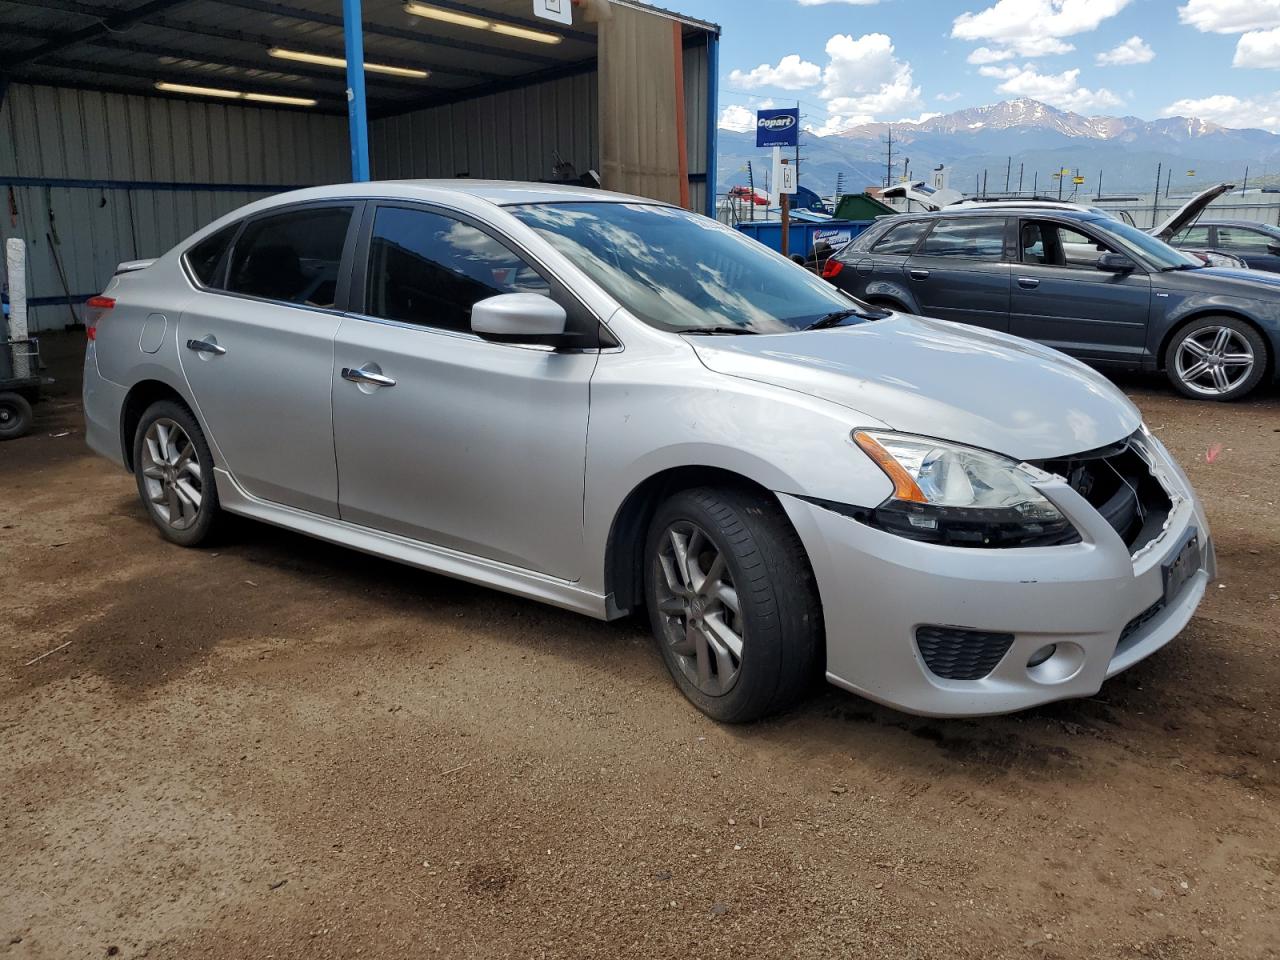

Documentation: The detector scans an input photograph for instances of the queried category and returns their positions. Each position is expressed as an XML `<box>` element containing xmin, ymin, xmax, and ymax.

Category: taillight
<box><xmin>84</xmin><ymin>295</ymin><xmax>114</xmax><ymax>341</ymax></box>
<box><xmin>821</xmin><ymin>259</ymin><xmax>845</xmax><ymax>280</ymax></box>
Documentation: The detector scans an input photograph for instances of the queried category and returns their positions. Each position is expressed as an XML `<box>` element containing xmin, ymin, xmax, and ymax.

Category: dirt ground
<box><xmin>1</xmin><ymin>333</ymin><xmax>1278</xmax><ymax>960</ymax></box>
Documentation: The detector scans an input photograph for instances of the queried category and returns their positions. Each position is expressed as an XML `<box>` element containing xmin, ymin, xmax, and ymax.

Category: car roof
<box><xmin>267</xmin><ymin>179</ymin><xmax>657</xmax><ymax>208</ymax></box>
<box><xmin>893</xmin><ymin>206</ymin><xmax>1100</xmax><ymax>221</ymax></box>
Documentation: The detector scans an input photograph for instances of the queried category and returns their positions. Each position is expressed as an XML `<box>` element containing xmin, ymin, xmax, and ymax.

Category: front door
<box><xmin>332</xmin><ymin>203</ymin><xmax>598</xmax><ymax>581</ymax></box>
<box><xmin>1213</xmin><ymin>225</ymin><xmax>1280</xmax><ymax>272</ymax></box>
<box><xmin>904</xmin><ymin>216</ymin><xmax>1011</xmax><ymax>331</ymax></box>
<box><xmin>1009</xmin><ymin>218</ymin><xmax>1152</xmax><ymax>363</ymax></box>
<box><xmin>178</xmin><ymin>202</ymin><xmax>358</xmax><ymax>518</ymax></box>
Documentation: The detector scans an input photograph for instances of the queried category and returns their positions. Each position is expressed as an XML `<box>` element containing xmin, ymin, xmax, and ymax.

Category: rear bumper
<box><xmin>82</xmin><ymin>342</ymin><xmax>128</xmax><ymax>469</ymax></box>
<box><xmin>780</xmin><ymin>435</ymin><xmax>1213</xmax><ymax>717</ymax></box>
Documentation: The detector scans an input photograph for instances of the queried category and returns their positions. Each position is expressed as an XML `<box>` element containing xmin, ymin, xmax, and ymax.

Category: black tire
<box><xmin>643</xmin><ymin>486</ymin><xmax>823</xmax><ymax>723</ymax></box>
<box><xmin>0</xmin><ymin>392</ymin><xmax>33</xmax><ymax>441</ymax></box>
<box><xmin>132</xmin><ymin>399</ymin><xmax>222</xmax><ymax>547</ymax></box>
<box><xmin>1164</xmin><ymin>316</ymin><xmax>1269</xmax><ymax>401</ymax></box>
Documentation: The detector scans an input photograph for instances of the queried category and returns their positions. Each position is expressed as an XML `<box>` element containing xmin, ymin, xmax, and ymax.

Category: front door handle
<box><xmin>341</xmin><ymin>365</ymin><xmax>397</xmax><ymax>388</ymax></box>
<box><xmin>1017</xmin><ymin>277</ymin><xmax>1041</xmax><ymax>289</ymax></box>
<box><xmin>186</xmin><ymin>336</ymin><xmax>226</xmax><ymax>356</ymax></box>
<box><xmin>909</xmin><ymin>268</ymin><xmax>930</xmax><ymax>281</ymax></box>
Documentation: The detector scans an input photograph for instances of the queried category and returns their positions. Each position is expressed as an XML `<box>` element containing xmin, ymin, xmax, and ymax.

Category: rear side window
<box><xmin>1215</xmin><ymin>226</ymin><xmax>1272</xmax><ymax>253</ymax></box>
<box><xmin>185</xmin><ymin>223</ymin><xmax>239</xmax><ymax>287</ymax></box>
<box><xmin>917</xmin><ymin>218</ymin><xmax>1006</xmax><ymax>261</ymax></box>
<box><xmin>226</xmin><ymin>206</ymin><xmax>353</xmax><ymax>307</ymax></box>
<box><xmin>871</xmin><ymin>220</ymin><xmax>929</xmax><ymax>255</ymax></box>
<box><xmin>365</xmin><ymin>206</ymin><xmax>552</xmax><ymax>334</ymax></box>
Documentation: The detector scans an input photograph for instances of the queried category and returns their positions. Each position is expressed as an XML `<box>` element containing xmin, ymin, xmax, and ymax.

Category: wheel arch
<box><xmin>1156</xmin><ymin>308</ymin><xmax>1275</xmax><ymax>378</ymax></box>
<box><xmin>603</xmin><ymin>465</ymin><xmax>792</xmax><ymax>619</ymax></box>
<box><xmin>119</xmin><ymin>379</ymin><xmax>197</xmax><ymax>472</ymax></box>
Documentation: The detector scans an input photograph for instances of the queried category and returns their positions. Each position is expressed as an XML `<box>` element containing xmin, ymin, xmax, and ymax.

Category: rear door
<box><xmin>904</xmin><ymin>216</ymin><xmax>1011</xmax><ymax>331</ymax></box>
<box><xmin>1009</xmin><ymin>218</ymin><xmax>1151</xmax><ymax>363</ymax></box>
<box><xmin>178</xmin><ymin>202</ymin><xmax>359</xmax><ymax>518</ymax></box>
<box><xmin>841</xmin><ymin>219</ymin><xmax>930</xmax><ymax>297</ymax></box>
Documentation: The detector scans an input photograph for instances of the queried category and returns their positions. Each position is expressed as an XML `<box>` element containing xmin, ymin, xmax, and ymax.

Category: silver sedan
<box><xmin>82</xmin><ymin>181</ymin><xmax>1214</xmax><ymax>720</ymax></box>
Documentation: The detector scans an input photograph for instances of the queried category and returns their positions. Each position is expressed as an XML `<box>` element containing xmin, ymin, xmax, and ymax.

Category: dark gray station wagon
<box><xmin>825</xmin><ymin>208</ymin><xmax>1280</xmax><ymax>401</ymax></box>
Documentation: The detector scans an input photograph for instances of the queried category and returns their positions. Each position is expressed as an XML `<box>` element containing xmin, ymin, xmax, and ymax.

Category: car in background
<box><xmin>824</xmin><ymin>206</ymin><xmax>1280</xmax><ymax>400</ymax></box>
<box><xmin>83</xmin><ymin>181</ymin><xmax>1213</xmax><ymax>721</ymax></box>
<box><xmin>1167</xmin><ymin>220</ymin><xmax>1280</xmax><ymax>273</ymax></box>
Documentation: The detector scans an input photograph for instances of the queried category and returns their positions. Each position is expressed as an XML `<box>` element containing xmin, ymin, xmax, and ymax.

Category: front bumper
<box><xmin>780</xmin><ymin>434</ymin><xmax>1214</xmax><ymax>717</ymax></box>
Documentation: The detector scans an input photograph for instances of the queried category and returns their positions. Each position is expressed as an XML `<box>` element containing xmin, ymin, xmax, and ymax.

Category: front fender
<box><xmin>1150</xmin><ymin>291</ymin><xmax>1280</xmax><ymax>370</ymax></box>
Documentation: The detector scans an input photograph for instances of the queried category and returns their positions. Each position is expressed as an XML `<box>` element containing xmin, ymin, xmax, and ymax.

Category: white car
<box><xmin>82</xmin><ymin>181</ymin><xmax>1214</xmax><ymax>721</ymax></box>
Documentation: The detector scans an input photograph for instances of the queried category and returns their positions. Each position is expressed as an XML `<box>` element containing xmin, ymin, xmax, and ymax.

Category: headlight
<box><xmin>852</xmin><ymin>431</ymin><xmax>1079</xmax><ymax>547</ymax></box>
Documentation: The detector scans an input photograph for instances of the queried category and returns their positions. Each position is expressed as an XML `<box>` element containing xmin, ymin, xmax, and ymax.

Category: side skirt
<box><xmin>213</xmin><ymin>467</ymin><xmax>610</xmax><ymax>620</ymax></box>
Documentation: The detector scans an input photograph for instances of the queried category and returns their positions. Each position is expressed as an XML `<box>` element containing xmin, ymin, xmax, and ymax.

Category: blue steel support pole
<box><xmin>343</xmin><ymin>0</ymin><xmax>371</xmax><ymax>182</ymax></box>
<box><xmin>704</xmin><ymin>32</ymin><xmax>719</xmax><ymax>218</ymax></box>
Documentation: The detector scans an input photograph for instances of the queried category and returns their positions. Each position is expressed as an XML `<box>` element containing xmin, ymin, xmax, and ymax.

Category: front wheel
<box><xmin>644</xmin><ymin>486</ymin><xmax>822</xmax><ymax>723</ymax></box>
<box><xmin>132</xmin><ymin>399</ymin><xmax>222</xmax><ymax>547</ymax></box>
<box><xmin>1165</xmin><ymin>317</ymin><xmax>1268</xmax><ymax>401</ymax></box>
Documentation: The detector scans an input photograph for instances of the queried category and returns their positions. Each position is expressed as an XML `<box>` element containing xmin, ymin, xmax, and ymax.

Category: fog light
<box><xmin>1027</xmin><ymin>644</ymin><xmax>1057</xmax><ymax>668</ymax></box>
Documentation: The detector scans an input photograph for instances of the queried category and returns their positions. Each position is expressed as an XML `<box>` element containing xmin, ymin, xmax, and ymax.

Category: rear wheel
<box><xmin>0</xmin><ymin>392</ymin><xmax>33</xmax><ymax>441</ymax></box>
<box><xmin>132</xmin><ymin>400</ymin><xmax>222</xmax><ymax>546</ymax></box>
<box><xmin>644</xmin><ymin>486</ymin><xmax>822</xmax><ymax>723</ymax></box>
<box><xmin>1165</xmin><ymin>317</ymin><xmax>1268</xmax><ymax>401</ymax></box>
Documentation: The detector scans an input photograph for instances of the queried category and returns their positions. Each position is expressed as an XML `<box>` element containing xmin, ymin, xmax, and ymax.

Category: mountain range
<box><xmin>719</xmin><ymin>98</ymin><xmax>1280</xmax><ymax>200</ymax></box>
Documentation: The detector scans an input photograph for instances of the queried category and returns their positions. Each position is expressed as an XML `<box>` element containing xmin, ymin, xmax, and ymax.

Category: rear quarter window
<box><xmin>871</xmin><ymin>220</ymin><xmax>931</xmax><ymax>255</ymax></box>
<box><xmin>184</xmin><ymin>223</ymin><xmax>240</xmax><ymax>288</ymax></box>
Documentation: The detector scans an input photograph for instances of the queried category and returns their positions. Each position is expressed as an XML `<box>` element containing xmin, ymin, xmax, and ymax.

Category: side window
<box><xmin>226</xmin><ymin>206</ymin><xmax>353</xmax><ymax>307</ymax></box>
<box><xmin>1215</xmin><ymin>227</ymin><xmax>1272</xmax><ymax>253</ymax></box>
<box><xmin>185</xmin><ymin>222</ymin><xmax>240</xmax><ymax>288</ymax></box>
<box><xmin>871</xmin><ymin>220</ymin><xmax>930</xmax><ymax>255</ymax></box>
<box><xmin>1171</xmin><ymin>225</ymin><xmax>1211</xmax><ymax>246</ymax></box>
<box><xmin>916</xmin><ymin>218</ymin><xmax>1006</xmax><ymax>261</ymax></box>
<box><xmin>365</xmin><ymin>206</ymin><xmax>553</xmax><ymax>334</ymax></box>
<box><xmin>1020</xmin><ymin>221</ymin><xmax>1111</xmax><ymax>268</ymax></box>
<box><xmin>1056</xmin><ymin>225</ymin><xmax>1113</xmax><ymax>267</ymax></box>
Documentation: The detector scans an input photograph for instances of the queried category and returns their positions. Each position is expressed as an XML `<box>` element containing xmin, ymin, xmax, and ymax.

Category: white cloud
<box><xmin>1162</xmin><ymin>93</ymin><xmax>1280</xmax><ymax>131</ymax></box>
<box><xmin>1177</xmin><ymin>0</ymin><xmax>1280</xmax><ymax>34</ymax></box>
<box><xmin>993</xmin><ymin>65</ymin><xmax>1123</xmax><ymax>112</ymax></box>
<box><xmin>820</xmin><ymin>32</ymin><xmax>923</xmax><ymax>119</ymax></box>
<box><xmin>718</xmin><ymin>105</ymin><xmax>756</xmax><ymax>133</ymax></box>
<box><xmin>1096</xmin><ymin>35</ymin><xmax>1154</xmax><ymax>65</ymax></box>
<box><xmin>1234</xmin><ymin>27</ymin><xmax>1280</xmax><ymax>67</ymax></box>
<box><xmin>728</xmin><ymin>54</ymin><xmax>822</xmax><ymax>90</ymax></box>
<box><xmin>935</xmin><ymin>91</ymin><xmax>964</xmax><ymax>101</ymax></box>
<box><xmin>805</xmin><ymin>114</ymin><xmax>872</xmax><ymax>137</ymax></box>
<box><xmin>797</xmin><ymin>0</ymin><xmax>879</xmax><ymax>5</ymax></box>
<box><xmin>967</xmin><ymin>46</ymin><xmax>1015</xmax><ymax>64</ymax></box>
<box><xmin>898</xmin><ymin>111</ymin><xmax>943</xmax><ymax>124</ymax></box>
<box><xmin>979</xmin><ymin>64</ymin><xmax>1021</xmax><ymax>79</ymax></box>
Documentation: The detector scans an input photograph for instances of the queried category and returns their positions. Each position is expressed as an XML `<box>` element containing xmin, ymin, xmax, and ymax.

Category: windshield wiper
<box><xmin>1159</xmin><ymin>263</ymin><xmax>1198</xmax><ymax>272</ymax></box>
<box><xmin>803</xmin><ymin>306</ymin><xmax>889</xmax><ymax>331</ymax></box>
<box><xmin>675</xmin><ymin>325</ymin><xmax>759</xmax><ymax>335</ymax></box>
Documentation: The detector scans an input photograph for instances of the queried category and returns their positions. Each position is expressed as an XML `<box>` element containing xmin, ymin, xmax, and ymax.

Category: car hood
<box><xmin>688</xmin><ymin>313</ymin><xmax>1141</xmax><ymax>461</ymax></box>
<box><xmin>1151</xmin><ymin>181</ymin><xmax>1234</xmax><ymax>240</ymax></box>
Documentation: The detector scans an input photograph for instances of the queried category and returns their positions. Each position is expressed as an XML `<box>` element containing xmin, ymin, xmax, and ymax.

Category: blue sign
<box><xmin>756</xmin><ymin>108</ymin><xmax>800</xmax><ymax>148</ymax></box>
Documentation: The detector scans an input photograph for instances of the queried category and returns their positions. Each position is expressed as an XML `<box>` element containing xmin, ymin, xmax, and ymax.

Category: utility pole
<box><xmin>1097</xmin><ymin>168</ymin><xmax>1104</xmax><ymax>198</ymax></box>
<box><xmin>982</xmin><ymin>169</ymin><xmax>988</xmax><ymax>196</ymax></box>
<box><xmin>1033</xmin><ymin>171</ymin><xmax>1038</xmax><ymax>193</ymax></box>
<box><xmin>883</xmin><ymin>126</ymin><xmax>893</xmax><ymax>187</ymax></box>
<box><xmin>1005</xmin><ymin>156</ymin><xmax>1012</xmax><ymax>193</ymax></box>
<box><xmin>1018</xmin><ymin>162</ymin><xmax>1024</xmax><ymax>193</ymax></box>
<box><xmin>1165</xmin><ymin>167</ymin><xmax>1172</xmax><ymax>198</ymax></box>
<box><xmin>1242</xmin><ymin>165</ymin><xmax>1249</xmax><ymax>194</ymax></box>
<box><xmin>1153</xmin><ymin>162</ymin><xmax>1162</xmax><ymax>227</ymax></box>
<box><xmin>903</xmin><ymin>156</ymin><xmax>910</xmax><ymax>183</ymax></box>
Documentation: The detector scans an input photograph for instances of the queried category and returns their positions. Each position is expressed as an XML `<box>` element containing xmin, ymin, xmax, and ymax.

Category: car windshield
<box><xmin>509</xmin><ymin>202</ymin><xmax>857</xmax><ymax>333</ymax></box>
<box><xmin>1090</xmin><ymin>218</ymin><xmax>1202</xmax><ymax>270</ymax></box>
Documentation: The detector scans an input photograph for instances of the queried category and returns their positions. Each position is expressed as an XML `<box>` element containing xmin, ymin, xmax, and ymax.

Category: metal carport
<box><xmin>0</xmin><ymin>0</ymin><xmax>720</xmax><ymax>331</ymax></box>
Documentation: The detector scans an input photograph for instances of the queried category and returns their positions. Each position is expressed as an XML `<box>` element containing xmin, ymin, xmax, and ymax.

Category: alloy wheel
<box><xmin>654</xmin><ymin>521</ymin><xmax>744</xmax><ymax>696</ymax></box>
<box><xmin>1174</xmin><ymin>326</ymin><xmax>1255</xmax><ymax>397</ymax></box>
<box><xmin>141</xmin><ymin>418</ymin><xmax>204</xmax><ymax>530</ymax></box>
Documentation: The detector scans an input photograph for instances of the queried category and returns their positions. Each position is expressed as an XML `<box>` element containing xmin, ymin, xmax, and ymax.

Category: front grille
<box><xmin>1034</xmin><ymin>436</ymin><xmax>1172</xmax><ymax>551</ymax></box>
<box><xmin>1116</xmin><ymin>597</ymin><xmax>1165</xmax><ymax>656</ymax></box>
<box><xmin>916</xmin><ymin>626</ymin><xmax>1014</xmax><ymax>680</ymax></box>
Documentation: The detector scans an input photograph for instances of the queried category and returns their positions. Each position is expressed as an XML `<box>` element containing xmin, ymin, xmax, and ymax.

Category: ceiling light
<box><xmin>268</xmin><ymin>47</ymin><xmax>429</xmax><ymax>79</ymax></box>
<box><xmin>154</xmin><ymin>82</ymin><xmax>241</xmax><ymax>99</ymax></box>
<box><xmin>403</xmin><ymin>2</ymin><xmax>563</xmax><ymax>44</ymax></box>
<box><xmin>154</xmin><ymin>81</ymin><xmax>316</xmax><ymax>107</ymax></box>
<box><xmin>488</xmin><ymin>23</ymin><xmax>562</xmax><ymax>44</ymax></box>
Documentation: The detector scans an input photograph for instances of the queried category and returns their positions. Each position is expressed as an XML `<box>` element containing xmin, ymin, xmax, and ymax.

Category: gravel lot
<box><xmin>2</xmin><ymin>334</ymin><xmax>1278</xmax><ymax>960</ymax></box>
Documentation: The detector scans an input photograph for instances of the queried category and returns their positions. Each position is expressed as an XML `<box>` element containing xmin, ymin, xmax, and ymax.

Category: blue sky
<box><xmin>668</xmin><ymin>0</ymin><xmax>1280</xmax><ymax>134</ymax></box>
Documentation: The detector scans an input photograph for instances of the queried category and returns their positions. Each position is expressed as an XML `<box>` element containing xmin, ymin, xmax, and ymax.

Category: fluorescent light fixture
<box><xmin>268</xmin><ymin>47</ymin><xmax>430</xmax><ymax>79</ymax></box>
<box><xmin>154</xmin><ymin>82</ymin><xmax>241</xmax><ymax>99</ymax></box>
<box><xmin>403</xmin><ymin>2</ymin><xmax>563</xmax><ymax>44</ymax></box>
<box><xmin>154</xmin><ymin>81</ymin><xmax>317</xmax><ymax>107</ymax></box>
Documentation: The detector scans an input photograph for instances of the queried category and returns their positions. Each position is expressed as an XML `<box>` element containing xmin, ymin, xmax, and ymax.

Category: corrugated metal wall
<box><xmin>1</xmin><ymin>83</ymin><xmax>347</xmax><ymax>332</ymax></box>
<box><xmin>371</xmin><ymin>41</ymin><xmax>712</xmax><ymax>213</ymax></box>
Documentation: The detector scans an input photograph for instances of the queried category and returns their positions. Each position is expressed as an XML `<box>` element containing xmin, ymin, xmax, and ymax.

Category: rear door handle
<box><xmin>1017</xmin><ymin>277</ymin><xmax>1041</xmax><ymax>289</ymax></box>
<box><xmin>185</xmin><ymin>336</ymin><xmax>226</xmax><ymax>356</ymax></box>
<box><xmin>908</xmin><ymin>268</ymin><xmax>930</xmax><ymax>281</ymax></box>
<box><xmin>341</xmin><ymin>365</ymin><xmax>397</xmax><ymax>388</ymax></box>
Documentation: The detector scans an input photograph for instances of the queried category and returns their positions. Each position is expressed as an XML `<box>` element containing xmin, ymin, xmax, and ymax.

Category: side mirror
<box><xmin>1266</xmin><ymin>243</ymin><xmax>1280</xmax><ymax>256</ymax></box>
<box><xmin>471</xmin><ymin>293</ymin><xmax>567</xmax><ymax>344</ymax></box>
<box><xmin>1096</xmin><ymin>252</ymin><xmax>1136</xmax><ymax>273</ymax></box>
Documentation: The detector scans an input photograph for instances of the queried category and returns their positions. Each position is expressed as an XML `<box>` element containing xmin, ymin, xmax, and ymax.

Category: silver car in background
<box><xmin>83</xmin><ymin>182</ymin><xmax>1214</xmax><ymax>720</ymax></box>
